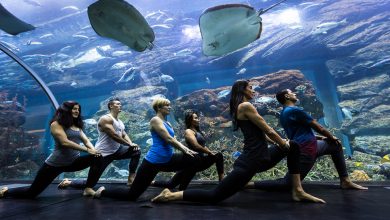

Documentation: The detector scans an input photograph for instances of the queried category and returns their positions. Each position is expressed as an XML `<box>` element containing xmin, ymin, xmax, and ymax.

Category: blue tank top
<box><xmin>145</xmin><ymin>121</ymin><xmax>174</xmax><ymax>164</ymax></box>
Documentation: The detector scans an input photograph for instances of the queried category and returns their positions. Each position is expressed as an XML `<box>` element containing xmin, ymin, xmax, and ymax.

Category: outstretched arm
<box><xmin>241</xmin><ymin>102</ymin><xmax>289</xmax><ymax>149</ymax></box>
<box><xmin>309</xmin><ymin>120</ymin><xmax>341</xmax><ymax>146</ymax></box>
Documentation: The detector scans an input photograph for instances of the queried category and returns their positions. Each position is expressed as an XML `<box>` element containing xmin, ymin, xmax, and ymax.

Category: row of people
<box><xmin>0</xmin><ymin>80</ymin><xmax>366</xmax><ymax>204</ymax></box>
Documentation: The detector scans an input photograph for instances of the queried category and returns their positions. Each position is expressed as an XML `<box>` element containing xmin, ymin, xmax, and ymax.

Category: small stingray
<box><xmin>0</xmin><ymin>4</ymin><xmax>35</xmax><ymax>35</ymax></box>
<box><xmin>88</xmin><ymin>0</ymin><xmax>154</xmax><ymax>52</ymax></box>
<box><xmin>199</xmin><ymin>0</ymin><xmax>287</xmax><ymax>56</ymax></box>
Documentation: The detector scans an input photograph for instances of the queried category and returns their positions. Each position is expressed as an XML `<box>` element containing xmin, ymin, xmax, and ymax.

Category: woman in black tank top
<box><xmin>152</xmin><ymin>80</ymin><xmax>325</xmax><ymax>204</ymax></box>
<box><xmin>152</xmin><ymin>110</ymin><xmax>225</xmax><ymax>189</ymax></box>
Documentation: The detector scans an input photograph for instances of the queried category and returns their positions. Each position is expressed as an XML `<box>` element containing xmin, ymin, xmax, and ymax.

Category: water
<box><xmin>0</xmin><ymin>0</ymin><xmax>389</xmax><ymax>181</ymax></box>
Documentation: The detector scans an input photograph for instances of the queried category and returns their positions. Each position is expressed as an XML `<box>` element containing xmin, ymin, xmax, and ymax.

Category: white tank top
<box><xmin>95</xmin><ymin>114</ymin><xmax>125</xmax><ymax>157</ymax></box>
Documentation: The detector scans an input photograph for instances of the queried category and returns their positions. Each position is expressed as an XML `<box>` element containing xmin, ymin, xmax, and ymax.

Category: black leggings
<box><xmin>4</xmin><ymin>155</ymin><xmax>95</xmax><ymax>199</ymax></box>
<box><xmin>100</xmin><ymin>153</ymin><xmax>201</xmax><ymax>200</ymax></box>
<box><xmin>153</xmin><ymin>152</ymin><xmax>224</xmax><ymax>190</ymax></box>
<box><xmin>68</xmin><ymin>145</ymin><xmax>141</xmax><ymax>189</ymax></box>
<box><xmin>183</xmin><ymin>142</ymin><xmax>300</xmax><ymax>204</ymax></box>
<box><xmin>253</xmin><ymin>140</ymin><xmax>348</xmax><ymax>190</ymax></box>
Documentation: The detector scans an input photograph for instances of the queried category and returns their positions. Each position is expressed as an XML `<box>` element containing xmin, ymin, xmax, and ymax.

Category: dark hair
<box><xmin>229</xmin><ymin>79</ymin><xmax>250</xmax><ymax>131</ymax></box>
<box><xmin>276</xmin><ymin>89</ymin><xmax>289</xmax><ymax>105</ymax></box>
<box><xmin>107</xmin><ymin>97</ymin><xmax>120</xmax><ymax>110</ymax></box>
<box><xmin>184</xmin><ymin>110</ymin><xmax>200</xmax><ymax>131</ymax></box>
<box><xmin>50</xmin><ymin>101</ymin><xmax>84</xmax><ymax>129</ymax></box>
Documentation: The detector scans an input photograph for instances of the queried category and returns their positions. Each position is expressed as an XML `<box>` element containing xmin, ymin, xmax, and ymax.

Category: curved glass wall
<box><xmin>0</xmin><ymin>52</ymin><xmax>54</xmax><ymax>180</ymax></box>
<box><xmin>0</xmin><ymin>0</ymin><xmax>389</xmax><ymax>182</ymax></box>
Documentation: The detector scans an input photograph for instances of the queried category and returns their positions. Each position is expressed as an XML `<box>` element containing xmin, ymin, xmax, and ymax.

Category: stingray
<box><xmin>199</xmin><ymin>0</ymin><xmax>287</xmax><ymax>56</ymax></box>
<box><xmin>88</xmin><ymin>0</ymin><xmax>154</xmax><ymax>52</ymax></box>
<box><xmin>0</xmin><ymin>4</ymin><xmax>35</xmax><ymax>35</ymax></box>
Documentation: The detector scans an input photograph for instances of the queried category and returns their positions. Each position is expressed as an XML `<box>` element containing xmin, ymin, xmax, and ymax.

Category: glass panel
<box><xmin>0</xmin><ymin>52</ymin><xmax>54</xmax><ymax>180</ymax></box>
<box><xmin>0</xmin><ymin>0</ymin><xmax>388</xmax><ymax>182</ymax></box>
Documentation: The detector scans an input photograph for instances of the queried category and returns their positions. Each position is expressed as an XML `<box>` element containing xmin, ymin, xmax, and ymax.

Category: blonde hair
<box><xmin>152</xmin><ymin>98</ymin><xmax>170</xmax><ymax>113</ymax></box>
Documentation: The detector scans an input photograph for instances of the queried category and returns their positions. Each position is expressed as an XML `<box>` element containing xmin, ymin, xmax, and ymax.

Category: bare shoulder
<box><xmin>185</xmin><ymin>129</ymin><xmax>195</xmax><ymax>136</ymax></box>
<box><xmin>99</xmin><ymin>115</ymin><xmax>113</xmax><ymax>124</ymax></box>
<box><xmin>150</xmin><ymin>116</ymin><xmax>162</xmax><ymax>124</ymax></box>
<box><xmin>239</xmin><ymin>102</ymin><xmax>255</xmax><ymax>111</ymax></box>
<box><xmin>50</xmin><ymin>121</ymin><xmax>61</xmax><ymax>129</ymax></box>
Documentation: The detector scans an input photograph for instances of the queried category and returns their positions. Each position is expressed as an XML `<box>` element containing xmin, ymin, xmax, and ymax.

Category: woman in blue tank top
<box><xmin>0</xmin><ymin>101</ymin><xmax>101</xmax><ymax>199</ymax></box>
<box><xmin>152</xmin><ymin>80</ymin><xmax>325</xmax><ymax>204</ymax></box>
<box><xmin>93</xmin><ymin>97</ymin><xmax>201</xmax><ymax>200</ymax></box>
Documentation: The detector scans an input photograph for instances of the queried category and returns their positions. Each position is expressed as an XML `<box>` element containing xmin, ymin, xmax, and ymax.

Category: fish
<box><xmin>23</xmin><ymin>0</ymin><xmax>41</xmax><ymax>7</ymax></box>
<box><xmin>370</xmin><ymin>57</ymin><xmax>390</xmax><ymax>68</ymax></box>
<box><xmin>26</xmin><ymin>40</ymin><xmax>42</xmax><ymax>45</ymax></box>
<box><xmin>146</xmin><ymin>138</ymin><xmax>153</xmax><ymax>146</ymax></box>
<box><xmin>116</xmin><ymin>67</ymin><xmax>139</xmax><ymax>84</ymax></box>
<box><xmin>151</xmin><ymin>24</ymin><xmax>173</xmax><ymax>29</ymax></box>
<box><xmin>111</xmin><ymin>62</ymin><xmax>130</xmax><ymax>70</ymax></box>
<box><xmin>84</xmin><ymin>118</ymin><xmax>97</xmax><ymax>125</ymax></box>
<box><xmin>255</xmin><ymin>96</ymin><xmax>275</xmax><ymax>104</ymax></box>
<box><xmin>312</xmin><ymin>18</ymin><xmax>347</xmax><ymax>35</ymax></box>
<box><xmin>354</xmin><ymin>162</ymin><xmax>363</xmax><ymax>167</ymax></box>
<box><xmin>87</xmin><ymin>0</ymin><xmax>155</xmax><ymax>52</ymax></box>
<box><xmin>112</xmin><ymin>50</ymin><xmax>132</xmax><ymax>57</ymax></box>
<box><xmin>217</xmin><ymin>89</ymin><xmax>230</xmax><ymax>99</ymax></box>
<box><xmin>199</xmin><ymin>4</ymin><xmax>262</xmax><ymax>56</ymax></box>
<box><xmin>61</xmin><ymin>6</ymin><xmax>80</xmax><ymax>11</ymax></box>
<box><xmin>72</xmin><ymin>34</ymin><xmax>89</xmax><ymax>40</ymax></box>
<box><xmin>341</xmin><ymin>107</ymin><xmax>353</xmax><ymax>120</ymax></box>
<box><xmin>39</xmin><ymin>33</ymin><xmax>54</xmax><ymax>39</ymax></box>
<box><xmin>232</xmin><ymin>151</ymin><xmax>241</xmax><ymax>158</ymax></box>
<box><xmin>0</xmin><ymin>3</ymin><xmax>35</xmax><ymax>35</ymax></box>
<box><xmin>206</xmin><ymin>77</ymin><xmax>211</xmax><ymax>84</ymax></box>
<box><xmin>174</xmin><ymin>48</ymin><xmax>192</xmax><ymax>56</ymax></box>
<box><xmin>163</xmin><ymin>18</ymin><xmax>174</xmax><ymax>23</ymax></box>
<box><xmin>160</xmin><ymin>74</ymin><xmax>174</xmax><ymax>83</ymax></box>
<box><xmin>236</xmin><ymin>68</ymin><xmax>247</xmax><ymax>75</ymax></box>
<box><xmin>381</xmin><ymin>155</ymin><xmax>390</xmax><ymax>164</ymax></box>
<box><xmin>198</xmin><ymin>0</ymin><xmax>286</xmax><ymax>56</ymax></box>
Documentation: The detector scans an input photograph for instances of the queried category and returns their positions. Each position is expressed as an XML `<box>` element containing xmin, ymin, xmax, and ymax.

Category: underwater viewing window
<box><xmin>0</xmin><ymin>0</ymin><xmax>389</xmax><ymax>182</ymax></box>
<box><xmin>0</xmin><ymin>47</ymin><xmax>55</xmax><ymax>180</ymax></box>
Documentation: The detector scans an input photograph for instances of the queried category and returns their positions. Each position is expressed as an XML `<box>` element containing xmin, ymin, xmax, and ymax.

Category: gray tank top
<box><xmin>45</xmin><ymin>128</ymin><xmax>81</xmax><ymax>167</ymax></box>
<box><xmin>95</xmin><ymin>114</ymin><xmax>125</xmax><ymax>157</ymax></box>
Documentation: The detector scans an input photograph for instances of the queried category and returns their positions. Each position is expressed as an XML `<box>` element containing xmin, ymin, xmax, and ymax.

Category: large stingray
<box><xmin>88</xmin><ymin>0</ymin><xmax>154</xmax><ymax>52</ymax></box>
<box><xmin>0</xmin><ymin>4</ymin><xmax>35</xmax><ymax>35</ymax></box>
<box><xmin>199</xmin><ymin>0</ymin><xmax>287</xmax><ymax>56</ymax></box>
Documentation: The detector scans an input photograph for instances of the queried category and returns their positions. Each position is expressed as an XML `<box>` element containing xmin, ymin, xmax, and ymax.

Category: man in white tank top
<box><xmin>58</xmin><ymin>98</ymin><xmax>141</xmax><ymax>193</ymax></box>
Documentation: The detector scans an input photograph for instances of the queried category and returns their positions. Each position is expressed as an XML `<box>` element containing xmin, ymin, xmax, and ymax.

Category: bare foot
<box><xmin>218</xmin><ymin>173</ymin><xmax>224</xmax><ymax>182</ymax></box>
<box><xmin>127</xmin><ymin>173</ymin><xmax>136</xmax><ymax>186</ymax></box>
<box><xmin>93</xmin><ymin>186</ymin><xmax>105</xmax><ymax>199</ymax></box>
<box><xmin>83</xmin><ymin>188</ymin><xmax>96</xmax><ymax>197</ymax></box>
<box><xmin>151</xmin><ymin>188</ymin><xmax>171</xmax><ymax>203</ymax></box>
<box><xmin>57</xmin><ymin>178</ymin><xmax>71</xmax><ymax>189</ymax></box>
<box><xmin>244</xmin><ymin>181</ymin><xmax>255</xmax><ymax>189</ymax></box>
<box><xmin>292</xmin><ymin>190</ymin><xmax>326</xmax><ymax>203</ymax></box>
<box><xmin>0</xmin><ymin>187</ymin><xmax>8</xmax><ymax>198</ymax></box>
<box><xmin>341</xmin><ymin>180</ymin><xmax>368</xmax><ymax>190</ymax></box>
